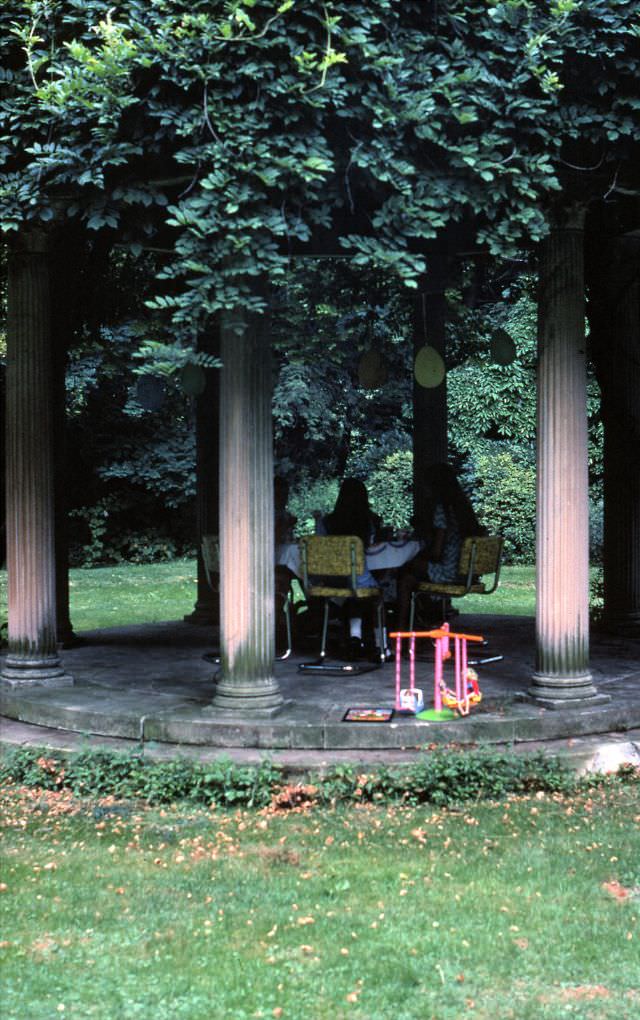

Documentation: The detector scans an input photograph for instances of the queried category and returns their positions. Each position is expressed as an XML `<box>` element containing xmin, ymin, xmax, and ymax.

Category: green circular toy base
<box><xmin>416</xmin><ymin>708</ymin><xmax>458</xmax><ymax>721</ymax></box>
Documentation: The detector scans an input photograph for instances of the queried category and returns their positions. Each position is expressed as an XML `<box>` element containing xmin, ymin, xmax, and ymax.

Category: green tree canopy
<box><xmin>2</xmin><ymin>0</ymin><xmax>639</xmax><ymax>341</ymax></box>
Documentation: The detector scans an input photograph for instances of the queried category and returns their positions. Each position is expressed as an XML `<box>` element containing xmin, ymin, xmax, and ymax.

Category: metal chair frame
<box><xmin>409</xmin><ymin>536</ymin><xmax>504</xmax><ymax>665</ymax></box>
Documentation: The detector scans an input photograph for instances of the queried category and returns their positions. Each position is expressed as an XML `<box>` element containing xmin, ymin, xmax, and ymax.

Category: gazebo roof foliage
<box><xmin>1</xmin><ymin>0</ymin><xmax>639</xmax><ymax>336</ymax></box>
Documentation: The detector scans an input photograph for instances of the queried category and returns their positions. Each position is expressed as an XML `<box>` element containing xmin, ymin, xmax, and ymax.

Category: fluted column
<box><xmin>210</xmin><ymin>302</ymin><xmax>283</xmax><ymax>713</ymax></box>
<box><xmin>2</xmin><ymin>229</ymin><xmax>72</xmax><ymax>686</ymax></box>
<box><xmin>530</xmin><ymin>211</ymin><xmax>600</xmax><ymax>703</ymax></box>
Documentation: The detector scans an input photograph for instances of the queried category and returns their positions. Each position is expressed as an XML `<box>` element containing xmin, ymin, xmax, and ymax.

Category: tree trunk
<box><xmin>412</xmin><ymin>260</ymin><xmax>448</xmax><ymax>505</ymax></box>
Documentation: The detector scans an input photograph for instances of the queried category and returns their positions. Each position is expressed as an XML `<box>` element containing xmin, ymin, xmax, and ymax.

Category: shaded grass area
<box><xmin>0</xmin><ymin>561</ymin><xmax>537</xmax><ymax>633</ymax></box>
<box><xmin>1</xmin><ymin>781</ymin><xmax>638</xmax><ymax>1020</ymax></box>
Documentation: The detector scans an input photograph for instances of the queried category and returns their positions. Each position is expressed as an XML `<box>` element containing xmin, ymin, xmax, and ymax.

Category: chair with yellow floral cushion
<box><xmin>298</xmin><ymin>534</ymin><xmax>385</xmax><ymax>675</ymax></box>
<box><xmin>409</xmin><ymin>536</ymin><xmax>504</xmax><ymax>663</ymax></box>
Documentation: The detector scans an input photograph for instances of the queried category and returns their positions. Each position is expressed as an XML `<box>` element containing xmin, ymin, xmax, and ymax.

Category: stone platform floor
<box><xmin>1</xmin><ymin>614</ymin><xmax>639</xmax><ymax>773</ymax></box>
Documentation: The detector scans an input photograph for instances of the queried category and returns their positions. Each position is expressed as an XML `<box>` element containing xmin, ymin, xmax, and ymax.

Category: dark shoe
<box><xmin>345</xmin><ymin>637</ymin><xmax>364</xmax><ymax>661</ymax></box>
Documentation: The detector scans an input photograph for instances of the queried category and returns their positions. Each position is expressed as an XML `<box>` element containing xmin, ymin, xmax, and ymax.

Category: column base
<box><xmin>527</xmin><ymin>671</ymin><xmax>608</xmax><ymax>708</ymax></box>
<box><xmin>210</xmin><ymin>675</ymin><xmax>284</xmax><ymax>715</ymax></box>
<box><xmin>1</xmin><ymin>654</ymin><xmax>73</xmax><ymax>688</ymax></box>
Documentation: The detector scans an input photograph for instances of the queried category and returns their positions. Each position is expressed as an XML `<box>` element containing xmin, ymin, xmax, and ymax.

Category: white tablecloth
<box><xmin>276</xmin><ymin>539</ymin><xmax>423</xmax><ymax>577</ymax></box>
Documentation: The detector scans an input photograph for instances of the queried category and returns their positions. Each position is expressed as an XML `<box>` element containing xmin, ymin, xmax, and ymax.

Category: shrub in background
<box><xmin>69</xmin><ymin>496</ymin><xmax>194</xmax><ymax>567</ymax></box>
<box><xmin>589</xmin><ymin>565</ymin><xmax>605</xmax><ymax>627</ymax></box>
<box><xmin>287</xmin><ymin>450</ymin><xmax>414</xmax><ymax>539</ymax></box>
<box><xmin>368</xmin><ymin>449</ymin><xmax>413</xmax><ymax>531</ymax></box>
<box><xmin>288</xmin><ymin>476</ymin><xmax>339</xmax><ymax>537</ymax></box>
<box><xmin>589</xmin><ymin>496</ymin><xmax>604</xmax><ymax>564</ymax></box>
<box><xmin>471</xmin><ymin>448</ymin><xmax>536</xmax><ymax>564</ymax></box>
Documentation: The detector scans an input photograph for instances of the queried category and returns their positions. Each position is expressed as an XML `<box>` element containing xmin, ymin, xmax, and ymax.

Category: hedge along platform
<box><xmin>1</xmin><ymin>616</ymin><xmax>640</xmax><ymax>753</ymax></box>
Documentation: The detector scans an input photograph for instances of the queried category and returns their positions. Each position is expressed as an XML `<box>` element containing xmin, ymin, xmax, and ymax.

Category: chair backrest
<box><xmin>299</xmin><ymin>535</ymin><xmax>365</xmax><ymax>591</ymax></box>
<box><xmin>458</xmin><ymin>535</ymin><xmax>503</xmax><ymax>590</ymax></box>
<box><xmin>201</xmin><ymin>534</ymin><xmax>220</xmax><ymax>590</ymax></box>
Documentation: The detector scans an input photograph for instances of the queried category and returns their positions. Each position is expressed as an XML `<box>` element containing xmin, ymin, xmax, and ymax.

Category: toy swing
<box><xmin>389</xmin><ymin>622</ymin><xmax>484</xmax><ymax>719</ymax></box>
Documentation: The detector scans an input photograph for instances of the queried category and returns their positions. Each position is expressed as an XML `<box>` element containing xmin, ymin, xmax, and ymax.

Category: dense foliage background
<box><xmin>1</xmin><ymin>251</ymin><xmax>602</xmax><ymax>567</ymax></box>
<box><xmin>3</xmin><ymin>0</ymin><xmax>637</xmax><ymax>567</ymax></box>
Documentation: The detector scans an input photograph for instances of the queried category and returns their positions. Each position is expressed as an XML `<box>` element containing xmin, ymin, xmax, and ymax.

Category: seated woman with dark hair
<box><xmin>396</xmin><ymin>463</ymin><xmax>485</xmax><ymax>629</ymax></box>
<box><xmin>316</xmin><ymin>477</ymin><xmax>384</xmax><ymax>660</ymax></box>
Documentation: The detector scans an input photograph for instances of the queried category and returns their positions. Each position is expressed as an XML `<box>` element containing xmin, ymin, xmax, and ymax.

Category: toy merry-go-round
<box><xmin>389</xmin><ymin>622</ymin><xmax>484</xmax><ymax>720</ymax></box>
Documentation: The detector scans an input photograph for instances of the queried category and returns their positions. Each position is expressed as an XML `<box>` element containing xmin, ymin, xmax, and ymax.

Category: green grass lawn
<box><xmin>0</xmin><ymin>559</ymin><xmax>199</xmax><ymax>633</ymax></box>
<box><xmin>1</xmin><ymin>780</ymin><xmax>638</xmax><ymax>1019</ymax></box>
<box><xmin>0</xmin><ymin>561</ymin><xmax>537</xmax><ymax>633</ymax></box>
<box><xmin>66</xmin><ymin>558</ymin><xmax>199</xmax><ymax>631</ymax></box>
<box><xmin>453</xmin><ymin>564</ymin><xmax>536</xmax><ymax>617</ymax></box>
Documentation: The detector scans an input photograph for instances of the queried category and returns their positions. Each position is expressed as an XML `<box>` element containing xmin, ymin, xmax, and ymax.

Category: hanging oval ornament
<box><xmin>135</xmin><ymin>374</ymin><xmax>166</xmax><ymax>411</ymax></box>
<box><xmin>490</xmin><ymin>329</ymin><xmax>517</xmax><ymax>366</ymax></box>
<box><xmin>180</xmin><ymin>362</ymin><xmax>206</xmax><ymax>397</ymax></box>
<box><xmin>414</xmin><ymin>345</ymin><xmax>445</xmax><ymax>388</ymax></box>
<box><xmin>358</xmin><ymin>349</ymin><xmax>387</xmax><ymax>389</ymax></box>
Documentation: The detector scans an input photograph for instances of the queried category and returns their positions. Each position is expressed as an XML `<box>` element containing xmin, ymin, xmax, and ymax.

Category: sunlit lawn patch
<box><xmin>0</xmin><ymin>562</ymin><xmax>537</xmax><ymax>633</ymax></box>
<box><xmin>457</xmin><ymin>565</ymin><xmax>536</xmax><ymax>617</ymax></box>
<box><xmin>0</xmin><ymin>562</ymin><xmax>610</xmax><ymax>628</ymax></box>
<box><xmin>1</xmin><ymin>781</ymin><xmax>638</xmax><ymax>1019</ymax></box>
<box><xmin>66</xmin><ymin>559</ymin><xmax>199</xmax><ymax>630</ymax></box>
<box><xmin>0</xmin><ymin>560</ymin><xmax>198</xmax><ymax>633</ymax></box>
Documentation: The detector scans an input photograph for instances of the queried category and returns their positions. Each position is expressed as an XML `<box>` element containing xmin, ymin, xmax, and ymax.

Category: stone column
<box><xmin>2</xmin><ymin>230</ymin><xmax>72</xmax><ymax>686</ymax></box>
<box><xmin>185</xmin><ymin>334</ymin><xmax>220</xmax><ymax>625</ymax></box>
<box><xmin>529</xmin><ymin>211</ymin><xmax>601</xmax><ymax>704</ymax></box>
<box><xmin>210</xmin><ymin>303</ymin><xmax>283</xmax><ymax>713</ymax></box>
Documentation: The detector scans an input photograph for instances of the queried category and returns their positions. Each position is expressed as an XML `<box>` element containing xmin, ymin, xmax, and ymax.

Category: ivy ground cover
<box><xmin>1</xmin><ymin>780</ymin><xmax>638</xmax><ymax>1019</ymax></box>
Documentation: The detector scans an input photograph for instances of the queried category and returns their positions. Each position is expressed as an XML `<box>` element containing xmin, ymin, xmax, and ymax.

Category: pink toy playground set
<box><xmin>389</xmin><ymin>622</ymin><xmax>484</xmax><ymax>720</ymax></box>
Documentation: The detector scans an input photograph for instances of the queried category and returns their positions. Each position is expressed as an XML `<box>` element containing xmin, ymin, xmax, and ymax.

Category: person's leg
<box><xmin>336</xmin><ymin>597</ymin><xmax>363</xmax><ymax>660</ymax></box>
<box><xmin>275</xmin><ymin>565</ymin><xmax>295</xmax><ymax>652</ymax></box>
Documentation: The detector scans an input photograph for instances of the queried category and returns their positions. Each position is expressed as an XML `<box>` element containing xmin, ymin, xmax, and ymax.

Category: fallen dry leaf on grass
<box><xmin>602</xmin><ymin>879</ymin><xmax>633</xmax><ymax>901</ymax></box>
<box><xmin>560</xmin><ymin>985</ymin><xmax>611</xmax><ymax>1001</ymax></box>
